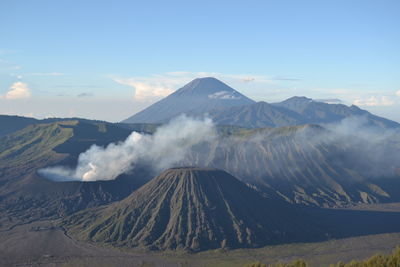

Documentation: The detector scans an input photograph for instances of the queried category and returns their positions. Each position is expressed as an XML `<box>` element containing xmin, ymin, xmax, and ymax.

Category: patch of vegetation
<box><xmin>245</xmin><ymin>259</ymin><xmax>308</xmax><ymax>267</ymax></box>
<box><xmin>0</xmin><ymin>121</ymin><xmax>75</xmax><ymax>176</ymax></box>
<box><xmin>243</xmin><ymin>247</ymin><xmax>400</xmax><ymax>267</ymax></box>
<box><xmin>330</xmin><ymin>247</ymin><xmax>400</xmax><ymax>267</ymax></box>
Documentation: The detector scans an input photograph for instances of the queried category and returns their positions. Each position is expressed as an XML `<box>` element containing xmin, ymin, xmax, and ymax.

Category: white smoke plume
<box><xmin>178</xmin><ymin>115</ymin><xmax>400</xmax><ymax>182</ymax></box>
<box><xmin>39</xmin><ymin>115</ymin><xmax>216</xmax><ymax>181</ymax></box>
<box><xmin>39</xmin><ymin>114</ymin><xmax>400</xmax><ymax>184</ymax></box>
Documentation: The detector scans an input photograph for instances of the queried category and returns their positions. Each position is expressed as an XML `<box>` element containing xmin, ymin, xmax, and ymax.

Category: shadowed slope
<box><xmin>65</xmin><ymin>168</ymin><xmax>323</xmax><ymax>251</ymax></box>
<box><xmin>0</xmin><ymin>115</ymin><xmax>39</xmax><ymax>137</ymax></box>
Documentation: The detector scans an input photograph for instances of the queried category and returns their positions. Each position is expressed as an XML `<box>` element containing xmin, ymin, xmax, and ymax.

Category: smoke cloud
<box><xmin>180</xmin><ymin>115</ymin><xmax>400</xmax><ymax>183</ymax></box>
<box><xmin>39</xmin><ymin>114</ymin><xmax>400</xmax><ymax>185</ymax></box>
<box><xmin>39</xmin><ymin>115</ymin><xmax>216</xmax><ymax>181</ymax></box>
<box><xmin>319</xmin><ymin>116</ymin><xmax>400</xmax><ymax>179</ymax></box>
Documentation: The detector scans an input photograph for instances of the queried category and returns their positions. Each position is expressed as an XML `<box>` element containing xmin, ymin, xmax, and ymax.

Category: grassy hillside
<box><xmin>0</xmin><ymin>121</ymin><xmax>76</xmax><ymax>184</ymax></box>
<box><xmin>0</xmin><ymin>120</ymin><xmax>150</xmax><ymax>227</ymax></box>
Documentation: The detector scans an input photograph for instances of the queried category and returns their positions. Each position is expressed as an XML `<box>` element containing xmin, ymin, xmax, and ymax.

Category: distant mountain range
<box><xmin>1</xmin><ymin>77</ymin><xmax>398</xmax><ymax>132</ymax></box>
<box><xmin>123</xmin><ymin>77</ymin><xmax>399</xmax><ymax>128</ymax></box>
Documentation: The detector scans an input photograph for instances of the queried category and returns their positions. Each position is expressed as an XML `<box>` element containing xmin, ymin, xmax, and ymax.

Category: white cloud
<box><xmin>114</xmin><ymin>78</ymin><xmax>175</xmax><ymax>100</ymax></box>
<box><xmin>242</xmin><ymin>77</ymin><xmax>255</xmax><ymax>82</ymax></box>
<box><xmin>396</xmin><ymin>90</ymin><xmax>400</xmax><ymax>97</ymax></box>
<box><xmin>3</xmin><ymin>82</ymin><xmax>32</xmax><ymax>99</ymax></box>
<box><xmin>208</xmin><ymin>91</ymin><xmax>242</xmax><ymax>99</ymax></box>
<box><xmin>353</xmin><ymin>96</ymin><xmax>394</xmax><ymax>107</ymax></box>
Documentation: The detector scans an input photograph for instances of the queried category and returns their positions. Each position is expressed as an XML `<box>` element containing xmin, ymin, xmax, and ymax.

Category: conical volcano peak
<box><xmin>169</xmin><ymin>166</ymin><xmax>213</xmax><ymax>170</ymax></box>
<box><xmin>191</xmin><ymin>76</ymin><xmax>222</xmax><ymax>84</ymax></box>
<box><xmin>161</xmin><ymin>166</ymin><xmax>224</xmax><ymax>176</ymax></box>
<box><xmin>152</xmin><ymin>167</ymin><xmax>243</xmax><ymax>188</ymax></box>
<box><xmin>186</xmin><ymin>77</ymin><xmax>230</xmax><ymax>87</ymax></box>
<box><xmin>172</xmin><ymin>77</ymin><xmax>246</xmax><ymax>98</ymax></box>
<box><xmin>122</xmin><ymin>77</ymin><xmax>255</xmax><ymax>123</ymax></box>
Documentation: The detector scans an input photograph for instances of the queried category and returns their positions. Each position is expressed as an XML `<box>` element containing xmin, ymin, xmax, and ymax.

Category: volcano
<box><xmin>122</xmin><ymin>77</ymin><xmax>255</xmax><ymax>123</ymax></box>
<box><xmin>65</xmin><ymin>167</ymin><xmax>323</xmax><ymax>251</ymax></box>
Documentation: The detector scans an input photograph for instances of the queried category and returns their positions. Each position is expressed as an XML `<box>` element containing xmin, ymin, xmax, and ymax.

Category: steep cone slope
<box><xmin>65</xmin><ymin>168</ymin><xmax>323</xmax><ymax>251</ymax></box>
<box><xmin>122</xmin><ymin>77</ymin><xmax>255</xmax><ymax>123</ymax></box>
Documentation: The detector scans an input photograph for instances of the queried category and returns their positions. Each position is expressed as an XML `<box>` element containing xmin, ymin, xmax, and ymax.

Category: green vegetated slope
<box><xmin>185</xmin><ymin>125</ymin><xmax>400</xmax><ymax>207</ymax></box>
<box><xmin>64</xmin><ymin>168</ymin><xmax>324</xmax><ymax>251</ymax></box>
<box><xmin>244</xmin><ymin>246</ymin><xmax>400</xmax><ymax>267</ymax></box>
<box><xmin>0</xmin><ymin>121</ymin><xmax>75</xmax><ymax>183</ymax></box>
<box><xmin>0</xmin><ymin>120</ymin><xmax>149</xmax><ymax>226</ymax></box>
<box><xmin>0</xmin><ymin>119</ymin><xmax>134</xmax><ymax>184</ymax></box>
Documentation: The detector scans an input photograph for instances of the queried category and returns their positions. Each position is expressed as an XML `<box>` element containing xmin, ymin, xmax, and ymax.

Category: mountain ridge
<box><xmin>122</xmin><ymin>78</ymin><xmax>399</xmax><ymax>128</ymax></box>
<box><xmin>272</xmin><ymin>96</ymin><xmax>399</xmax><ymax>128</ymax></box>
<box><xmin>205</xmin><ymin>96</ymin><xmax>399</xmax><ymax>128</ymax></box>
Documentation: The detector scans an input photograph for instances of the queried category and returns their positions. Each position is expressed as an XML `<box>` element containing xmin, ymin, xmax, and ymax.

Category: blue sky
<box><xmin>0</xmin><ymin>0</ymin><xmax>399</xmax><ymax>122</ymax></box>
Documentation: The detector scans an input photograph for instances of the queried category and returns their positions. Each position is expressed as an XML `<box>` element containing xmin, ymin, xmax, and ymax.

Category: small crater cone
<box><xmin>66</xmin><ymin>168</ymin><xmax>321</xmax><ymax>251</ymax></box>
